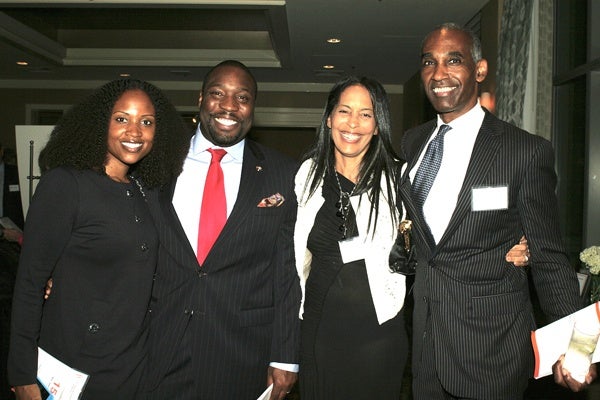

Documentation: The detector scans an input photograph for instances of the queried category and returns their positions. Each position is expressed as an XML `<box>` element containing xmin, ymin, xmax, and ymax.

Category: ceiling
<box><xmin>0</xmin><ymin>0</ymin><xmax>490</xmax><ymax>91</ymax></box>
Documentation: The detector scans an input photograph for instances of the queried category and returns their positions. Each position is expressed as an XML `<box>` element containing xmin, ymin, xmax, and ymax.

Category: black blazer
<box><xmin>2</xmin><ymin>163</ymin><xmax>24</xmax><ymax>229</ymax></box>
<box><xmin>399</xmin><ymin>110</ymin><xmax>582</xmax><ymax>398</ymax></box>
<box><xmin>8</xmin><ymin>168</ymin><xmax>156</xmax><ymax>398</ymax></box>
<box><xmin>143</xmin><ymin>139</ymin><xmax>301</xmax><ymax>399</ymax></box>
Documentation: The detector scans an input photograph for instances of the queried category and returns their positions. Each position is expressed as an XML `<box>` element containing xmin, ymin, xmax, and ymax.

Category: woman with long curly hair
<box><xmin>8</xmin><ymin>79</ymin><xmax>189</xmax><ymax>399</ymax></box>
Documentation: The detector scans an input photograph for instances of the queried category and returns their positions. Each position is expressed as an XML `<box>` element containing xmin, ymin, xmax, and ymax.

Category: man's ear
<box><xmin>475</xmin><ymin>59</ymin><xmax>488</xmax><ymax>83</ymax></box>
<box><xmin>198</xmin><ymin>93</ymin><xmax>203</xmax><ymax>108</ymax></box>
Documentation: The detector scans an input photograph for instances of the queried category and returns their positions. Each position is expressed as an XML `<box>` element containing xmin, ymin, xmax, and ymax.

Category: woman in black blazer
<box><xmin>8</xmin><ymin>79</ymin><xmax>188</xmax><ymax>400</ymax></box>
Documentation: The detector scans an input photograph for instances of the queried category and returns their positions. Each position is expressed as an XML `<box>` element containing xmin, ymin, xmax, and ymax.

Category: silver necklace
<box><xmin>334</xmin><ymin>171</ymin><xmax>355</xmax><ymax>239</ymax></box>
<box><xmin>129</xmin><ymin>175</ymin><xmax>146</xmax><ymax>199</ymax></box>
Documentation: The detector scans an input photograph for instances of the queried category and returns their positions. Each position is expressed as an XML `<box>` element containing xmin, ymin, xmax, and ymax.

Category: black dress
<box><xmin>299</xmin><ymin>172</ymin><xmax>408</xmax><ymax>399</ymax></box>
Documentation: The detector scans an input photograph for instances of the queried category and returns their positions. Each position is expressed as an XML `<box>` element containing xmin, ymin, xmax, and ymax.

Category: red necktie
<box><xmin>197</xmin><ymin>148</ymin><xmax>227</xmax><ymax>265</ymax></box>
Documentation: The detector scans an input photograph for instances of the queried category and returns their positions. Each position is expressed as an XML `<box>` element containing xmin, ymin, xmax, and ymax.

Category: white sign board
<box><xmin>15</xmin><ymin>125</ymin><xmax>53</xmax><ymax>217</ymax></box>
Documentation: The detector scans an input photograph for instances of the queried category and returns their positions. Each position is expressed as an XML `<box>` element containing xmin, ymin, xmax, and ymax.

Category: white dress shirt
<box><xmin>172</xmin><ymin>128</ymin><xmax>244</xmax><ymax>254</ymax></box>
<box><xmin>409</xmin><ymin>102</ymin><xmax>485</xmax><ymax>243</ymax></box>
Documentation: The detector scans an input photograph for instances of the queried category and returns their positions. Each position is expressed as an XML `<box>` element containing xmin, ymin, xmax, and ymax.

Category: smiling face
<box><xmin>420</xmin><ymin>28</ymin><xmax>487</xmax><ymax>123</ymax></box>
<box><xmin>105</xmin><ymin>89</ymin><xmax>155</xmax><ymax>179</ymax></box>
<box><xmin>327</xmin><ymin>84</ymin><xmax>378</xmax><ymax>168</ymax></box>
<box><xmin>198</xmin><ymin>64</ymin><xmax>256</xmax><ymax>147</ymax></box>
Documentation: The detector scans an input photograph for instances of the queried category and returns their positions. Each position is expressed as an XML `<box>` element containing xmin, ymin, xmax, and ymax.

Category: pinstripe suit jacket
<box><xmin>143</xmin><ymin>139</ymin><xmax>301</xmax><ymax>400</ymax></box>
<box><xmin>399</xmin><ymin>109</ymin><xmax>582</xmax><ymax>398</ymax></box>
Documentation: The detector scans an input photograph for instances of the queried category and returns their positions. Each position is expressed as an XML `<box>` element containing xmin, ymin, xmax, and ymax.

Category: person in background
<box><xmin>0</xmin><ymin>143</ymin><xmax>24</xmax><ymax>243</ymax></box>
<box><xmin>7</xmin><ymin>79</ymin><xmax>188</xmax><ymax>400</ymax></box>
<box><xmin>140</xmin><ymin>60</ymin><xmax>300</xmax><ymax>400</ymax></box>
<box><xmin>399</xmin><ymin>22</ymin><xmax>595</xmax><ymax>399</ymax></box>
<box><xmin>293</xmin><ymin>75</ymin><xmax>530</xmax><ymax>399</ymax></box>
<box><xmin>0</xmin><ymin>143</ymin><xmax>24</xmax><ymax>400</ymax></box>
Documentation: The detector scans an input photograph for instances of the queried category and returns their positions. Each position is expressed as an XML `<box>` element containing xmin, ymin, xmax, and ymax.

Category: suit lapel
<box><xmin>401</xmin><ymin>121</ymin><xmax>437</xmax><ymax>186</ymax></box>
<box><xmin>151</xmin><ymin>180</ymin><xmax>199</xmax><ymax>269</ymax></box>
<box><xmin>399</xmin><ymin>176</ymin><xmax>436</xmax><ymax>253</ymax></box>
<box><xmin>401</xmin><ymin>121</ymin><xmax>438</xmax><ymax>251</ymax></box>
<box><xmin>203</xmin><ymin>140</ymin><xmax>266</xmax><ymax>265</ymax></box>
<box><xmin>436</xmin><ymin>112</ymin><xmax>502</xmax><ymax>250</ymax></box>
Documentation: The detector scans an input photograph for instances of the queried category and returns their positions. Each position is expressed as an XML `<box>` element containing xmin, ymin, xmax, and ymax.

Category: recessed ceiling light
<box><xmin>323</xmin><ymin>65</ymin><xmax>335</xmax><ymax>69</ymax></box>
<box><xmin>119</xmin><ymin>73</ymin><xmax>131</xmax><ymax>77</ymax></box>
<box><xmin>327</xmin><ymin>38</ymin><xmax>342</xmax><ymax>44</ymax></box>
<box><xmin>16</xmin><ymin>61</ymin><xmax>28</xmax><ymax>66</ymax></box>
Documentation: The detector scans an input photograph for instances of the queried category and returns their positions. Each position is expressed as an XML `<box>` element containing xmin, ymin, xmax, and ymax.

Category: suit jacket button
<box><xmin>140</xmin><ymin>243</ymin><xmax>148</xmax><ymax>252</ymax></box>
<box><xmin>134</xmin><ymin>215</ymin><xmax>141</xmax><ymax>223</ymax></box>
<box><xmin>126</xmin><ymin>189</ymin><xmax>133</xmax><ymax>197</ymax></box>
<box><xmin>88</xmin><ymin>323</ymin><xmax>100</xmax><ymax>333</ymax></box>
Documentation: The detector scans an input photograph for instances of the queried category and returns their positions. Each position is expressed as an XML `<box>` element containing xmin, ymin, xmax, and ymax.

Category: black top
<box><xmin>300</xmin><ymin>171</ymin><xmax>407</xmax><ymax>400</ymax></box>
<box><xmin>8</xmin><ymin>167</ymin><xmax>157</xmax><ymax>398</ymax></box>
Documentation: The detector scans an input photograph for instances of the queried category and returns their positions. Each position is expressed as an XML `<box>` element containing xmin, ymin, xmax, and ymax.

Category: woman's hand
<box><xmin>13</xmin><ymin>384</ymin><xmax>42</xmax><ymax>400</ymax></box>
<box><xmin>506</xmin><ymin>236</ymin><xmax>530</xmax><ymax>267</ymax></box>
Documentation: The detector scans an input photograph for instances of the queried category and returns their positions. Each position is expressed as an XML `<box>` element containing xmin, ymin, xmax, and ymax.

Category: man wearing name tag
<box><xmin>398</xmin><ymin>23</ymin><xmax>595</xmax><ymax>399</ymax></box>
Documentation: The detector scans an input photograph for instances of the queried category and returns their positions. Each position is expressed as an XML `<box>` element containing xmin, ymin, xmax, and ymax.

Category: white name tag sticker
<box><xmin>472</xmin><ymin>186</ymin><xmax>508</xmax><ymax>211</ymax></box>
<box><xmin>338</xmin><ymin>236</ymin><xmax>365</xmax><ymax>264</ymax></box>
<box><xmin>9</xmin><ymin>184</ymin><xmax>20</xmax><ymax>192</ymax></box>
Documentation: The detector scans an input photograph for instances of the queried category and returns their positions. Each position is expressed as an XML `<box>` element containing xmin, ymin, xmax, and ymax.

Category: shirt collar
<box><xmin>436</xmin><ymin>100</ymin><xmax>485</xmax><ymax>132</ymax></box>
<box><xmin>190</xmin><ymin>125</ymin><xmax>245</xmax><ymax>162</ymax></box>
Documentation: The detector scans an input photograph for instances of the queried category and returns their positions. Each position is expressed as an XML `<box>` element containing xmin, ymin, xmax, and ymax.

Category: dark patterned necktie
<box><xmin>411</xmin><ymin>124</ymin><xmax>451</xmax><ymax>211</ymax></box>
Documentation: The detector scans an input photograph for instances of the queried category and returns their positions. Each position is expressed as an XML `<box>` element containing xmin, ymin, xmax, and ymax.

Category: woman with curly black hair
<box><xmin>8</xmin><ymin>79</ymin><xmax>189</xmax><ymax>400</ymax></box>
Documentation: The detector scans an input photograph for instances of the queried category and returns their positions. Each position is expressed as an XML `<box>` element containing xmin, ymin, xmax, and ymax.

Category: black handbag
<box><xmin>389</xmin><ymin>220</ymin><xmax>417</xmax><ymax>275</ymax></box>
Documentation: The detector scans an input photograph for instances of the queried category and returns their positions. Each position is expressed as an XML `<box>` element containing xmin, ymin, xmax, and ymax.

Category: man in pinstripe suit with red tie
<box><xmin>141</xmin><ymin>60</ymin><xmax>300</xmax><ymax>400</ymax></box>
<box><xmin>399</xmin><ymin>23</ymin><xmax>595</xmax><ymax>399</ymax></box>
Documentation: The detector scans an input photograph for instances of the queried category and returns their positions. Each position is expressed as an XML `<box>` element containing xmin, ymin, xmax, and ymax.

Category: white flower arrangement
<box><xmin>580</xmin><ymin>246</ymin><xmax>600</xmax><ymax>275</ymax></box>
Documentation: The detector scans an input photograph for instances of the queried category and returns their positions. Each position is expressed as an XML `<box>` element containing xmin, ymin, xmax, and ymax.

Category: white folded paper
<box><xmin>256</xmin><ymin>383</ymin><xmax>273</xmax><ymax>400</ymax></box>
<box><xmin>37</xmin><ymin>347</ymin><xmax>89</xmax><ymax>400</ymax></box>
<box><xmin>0</xmin><ymin>217</ymin><xmax>21</xmax><ymax>232</ymax></box>
<box><xmin>531</xmin><ymin>302</ymin><xmax>600</xmax><ymax>379</ymax></box>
